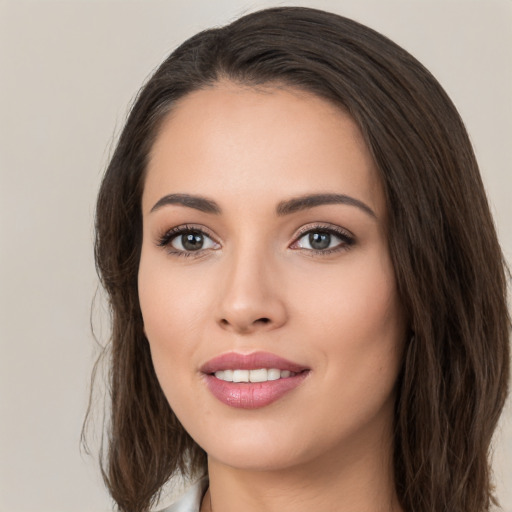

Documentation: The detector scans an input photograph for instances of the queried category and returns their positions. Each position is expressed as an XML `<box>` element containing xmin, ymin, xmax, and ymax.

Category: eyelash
<box><xmin>156</xmin><ymin>223</ymin><xmax>355</xmax><ymax>258</ymax></box>
<box><xmin>156</xmin><ymin>224</ymin><xmax>219</xmax><ymax>258</ymax></box>
<box><xmin>292</xmin><ymin>224</ymin><xmax>355</xmax><ymax>255</ymax></box>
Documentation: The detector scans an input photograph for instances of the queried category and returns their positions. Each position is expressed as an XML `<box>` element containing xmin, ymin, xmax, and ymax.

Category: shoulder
<box><xmin>157</xmin><ymin>478</ymin><xmax>209</xmax><ymax>512</ymax></box>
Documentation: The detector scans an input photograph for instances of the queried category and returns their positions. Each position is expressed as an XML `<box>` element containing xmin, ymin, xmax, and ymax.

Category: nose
<box><xmin>215</xmin><ymin>250</ymin><xmax>288</xmax><ymax>334</ymax></box>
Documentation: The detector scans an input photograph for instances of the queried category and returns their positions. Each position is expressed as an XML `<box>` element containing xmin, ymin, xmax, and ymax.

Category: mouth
<box><xmin>200</xmin><ymin>351</ymin><xmax>310</xmax><ymax>409</ymax></box>
<box><xmin>212</xmin><ymin>368</ymin><xmax>299</xmax><ymax>382</ymax></box>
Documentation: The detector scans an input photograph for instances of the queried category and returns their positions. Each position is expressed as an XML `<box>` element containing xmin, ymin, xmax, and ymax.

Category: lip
<box><xmin>200</xmin><ymin>351</ymin><xmax>308</xmax><ymax>374</ymax></box>
<box><xmin>201</xmin><ymin>351</ymin><xmax>310</xmax><ymax>409</ymax></box>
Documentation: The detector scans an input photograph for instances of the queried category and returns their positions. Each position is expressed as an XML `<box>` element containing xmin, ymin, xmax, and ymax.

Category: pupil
<box><xmin>309</xmin><ymin>232</ymin><xmax>330</xmax><ymax>250</ymax></box>
<box><xmin>182</xmin><ymin>232</ymin><xmax>203</xmax><ymax>251</ymax></box>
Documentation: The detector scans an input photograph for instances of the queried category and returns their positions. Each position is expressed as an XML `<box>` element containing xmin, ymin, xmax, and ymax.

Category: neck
<box><xmin>201</xmin><ymin>417</ymin><xmax>401</xmax><ymax>512</ymax></box>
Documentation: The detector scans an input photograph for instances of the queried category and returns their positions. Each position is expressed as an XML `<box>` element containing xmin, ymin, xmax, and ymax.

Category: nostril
<box><xmin>218</xmin><ymin>316</ymin><xmax>274</xmax><ymax>331</ymax></box>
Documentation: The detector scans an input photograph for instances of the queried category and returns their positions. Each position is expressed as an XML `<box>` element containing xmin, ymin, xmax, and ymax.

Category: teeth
<box><xmin>214</xmin><ymin>368</ymin><xmax>296</xmax><ymax>382</ymax></box>
<box><xmin>249</xmin><ymin>368</ymin><xmax>268</xmax><ymax>382</ymax></box>
<box><xmin>267</xmin><ymin>368</ymin><xmax>281</xmax><ymax>381</ymax></box>
<box><xmin>233</xmin><ymin>369</ymin><xmax>249</xmax><ymax>382</ymax></box>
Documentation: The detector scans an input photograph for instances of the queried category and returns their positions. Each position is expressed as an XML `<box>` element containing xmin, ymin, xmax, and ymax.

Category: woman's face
<box><xmin>138</xmin><ymin>83</ymin><xmax>406</xmax><ymax>472</ymax></box>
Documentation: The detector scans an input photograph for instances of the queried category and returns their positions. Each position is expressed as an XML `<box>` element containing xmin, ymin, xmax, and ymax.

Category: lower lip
<box><xmin>204</xmin><ymin>372</ymin><xmax>309</xmax><ymax>409</ymax></box>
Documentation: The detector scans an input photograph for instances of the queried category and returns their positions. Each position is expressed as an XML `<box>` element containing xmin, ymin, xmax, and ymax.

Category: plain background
<box><xmin>0</xmin><ymin>1</ymin><xmax>510</xmax><ymax>511</ymax></box>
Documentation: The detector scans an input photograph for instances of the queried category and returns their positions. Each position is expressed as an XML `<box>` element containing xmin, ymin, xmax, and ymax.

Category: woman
<box><xmin>92</xmin><ymin>7</ymin><xmax>510</xmax><ymax>512</ymax></box>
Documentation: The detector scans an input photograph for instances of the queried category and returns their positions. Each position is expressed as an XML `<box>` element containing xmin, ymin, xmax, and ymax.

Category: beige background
<box><xmin>0</xmin><ymin>1</ymin><xmax>510</xmax><ymax>511</ymax></box>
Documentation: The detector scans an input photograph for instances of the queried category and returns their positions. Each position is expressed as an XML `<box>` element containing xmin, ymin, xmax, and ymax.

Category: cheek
<box><xmin>138</xmin><ymin>248</ymin><xmax>227</xmax><ymax>422</ymax></box>
<box><xmin>138</xmin><ymin>252</ymin><xmax>201</xmax><ymax>383</ymax></box>
<box><xmin>294</xmin><ymin>253</ymin><xmax>404</xmax><ymax>396</ymax></box>
<box><xmin>139</xmin><ymin>248</ymin><xmax>212</xmax><ymax>340</ymax></box>
<box><xmin>138</xmin><ymin>264</ymin><xmax>202</xmax><ymax>423</ymax></box>
<box><xmin>294</xmin><ymin>251</ymin><xmax>402</xmax><ymax>339</ymax></box>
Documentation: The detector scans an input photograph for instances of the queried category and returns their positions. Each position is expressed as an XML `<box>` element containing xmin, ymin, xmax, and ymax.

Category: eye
<box><xmin>157</xmin><ymin>225</ymin><xmax>220</xmax><ymax>255</ymax></box>
<box><xmin>171</xmin><ymin>230</ymin><xmax>217</xmax><ymax>252</ymax></box>
<box><xmin>291</xmin><ymin>225</ymin><xmax>354</xmax><ymax>254</ymax></box>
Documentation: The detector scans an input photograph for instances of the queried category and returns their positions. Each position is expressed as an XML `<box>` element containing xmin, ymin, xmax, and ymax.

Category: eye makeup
<box><xmin>155</xmin><ymin>221</ymin><xmax>355</xmax><ymax>259</ymax></box>
<box><xmin>156</xmin><ymin>224</ymin><xmax>220</xmax><ymax>258</ymax></box>
<box><xmin>290</xmin><ymin>223</ymin><xmax>355</xmax><ymax>256</ymax></box>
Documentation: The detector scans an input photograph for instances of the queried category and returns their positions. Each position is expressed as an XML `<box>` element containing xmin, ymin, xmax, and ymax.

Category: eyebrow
<box><xmin>276</xmin><ymin>193</ymin><xmax>376</xmax><ymax>218</ymax></box>
<box><xmin>150</xmin><ymin>192</ymin><xmax>376</xmax><ymax>218</ymax></box>
<box><xmin>150</xmin><ymin>193</ymin><xmax>221</xmax><ymax>214</ymax></box>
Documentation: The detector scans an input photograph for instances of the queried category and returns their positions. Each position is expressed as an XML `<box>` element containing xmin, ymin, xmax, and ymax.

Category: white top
<box><xmin>158</xmin><ymin>478</ymin><xmax>208</xmax><ymax>512</ymax></box>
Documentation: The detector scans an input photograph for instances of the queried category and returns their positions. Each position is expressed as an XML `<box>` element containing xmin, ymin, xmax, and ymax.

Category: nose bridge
<box><xmin>216</xmin><ymin>236</ymin><xmax>287</xmax><ymax>333</ymax></box>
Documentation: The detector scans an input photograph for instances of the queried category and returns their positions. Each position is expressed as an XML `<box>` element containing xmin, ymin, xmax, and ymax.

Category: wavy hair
<box><xmin>90</xmin><ymin>7</ymin><xmax>510</xmax><ymax>512</ymax></box>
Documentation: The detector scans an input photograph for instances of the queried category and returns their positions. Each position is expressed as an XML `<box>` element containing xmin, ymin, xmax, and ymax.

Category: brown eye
<box><xmin>173</xmin><ymin>232</ymin><xmax>205</xmax><ymax>251</ymax></box>
<box><xmin>170</xmin><ymin>230</ymin><xmax>218</xmax><ymax>252</ymax></box>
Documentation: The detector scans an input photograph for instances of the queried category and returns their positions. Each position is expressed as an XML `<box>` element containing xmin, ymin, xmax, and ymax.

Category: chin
<box><xmin>206</xmin><ymin>441</ymin><xmax>310</xmax><ymax>472</ymax></box>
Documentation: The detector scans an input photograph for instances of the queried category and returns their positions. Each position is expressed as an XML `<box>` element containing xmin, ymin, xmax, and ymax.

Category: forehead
<box><xmin>143</xmin><ymin>82</ymin><xmax>384</xmax><ymax>217</ymax></box>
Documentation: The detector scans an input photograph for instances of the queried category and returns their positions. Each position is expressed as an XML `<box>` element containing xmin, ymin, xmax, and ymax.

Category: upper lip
<box><xmin>200</xmin><ymin>351</ymin><xmax>308</xmax><ymax>374</ymax></box>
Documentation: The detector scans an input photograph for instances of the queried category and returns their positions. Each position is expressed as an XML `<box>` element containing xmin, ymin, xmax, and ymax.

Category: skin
<box><xmin>138</xmin><ymin>82</ymin><xmax>406</xmax><ymax>512</ymax></box>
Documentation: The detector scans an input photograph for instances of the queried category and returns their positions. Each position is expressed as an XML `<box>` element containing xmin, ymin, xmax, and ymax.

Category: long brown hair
<box><xmin>90</xmin><ymin>7</ymin><xmax>510</xmax><ymax>512</ymax></box>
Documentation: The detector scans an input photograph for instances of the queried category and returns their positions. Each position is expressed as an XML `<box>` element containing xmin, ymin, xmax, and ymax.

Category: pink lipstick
<box><xmin>201</xmin><ymin>351</ymin><xmax>309</xmax><ymax>409</ymax></box>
